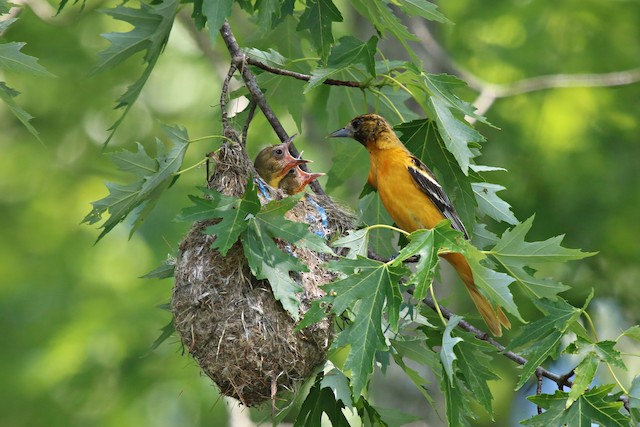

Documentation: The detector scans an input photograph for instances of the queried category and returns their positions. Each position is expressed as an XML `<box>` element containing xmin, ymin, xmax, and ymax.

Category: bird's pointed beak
<box><xmin>279</xmin><ymin>152</ymin><xmax>310</xmax><ymax>177</ymax></box>
<box><xmin>299</xmin><ymin>170</ymin><xmax>325</xmax><ymax>185</ymax></box>
<box><xmin>328</xmin><ymin>126</ymin><xmax>353</xmax><ymax>138</ymax></box>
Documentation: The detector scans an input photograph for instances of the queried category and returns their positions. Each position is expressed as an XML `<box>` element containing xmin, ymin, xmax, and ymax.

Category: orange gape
<box><xmin>330</xmin><ymin>114</ymin><xmax>510</xmax><ymax>336</ymax></box>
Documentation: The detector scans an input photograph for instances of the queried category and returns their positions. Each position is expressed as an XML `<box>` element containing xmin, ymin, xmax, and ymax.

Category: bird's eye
<box><xmin>352</xmin><ymin>118</ymin><xmax>363</xmax><ymax>130</ymax></box>
<box><xmin>274</xmin><ymin>148</ymin><xmax>284</xmax><ymax>157</ymax></box>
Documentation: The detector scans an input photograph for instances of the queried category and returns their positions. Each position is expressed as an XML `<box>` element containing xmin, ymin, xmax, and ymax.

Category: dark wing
<box><xmin>407</xmin><ymin>156</ymin><xmax>469</xmax><ymax>239</ymax></box>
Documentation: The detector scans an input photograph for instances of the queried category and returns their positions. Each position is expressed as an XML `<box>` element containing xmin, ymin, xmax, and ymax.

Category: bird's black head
<box><xmin>329</xmin><ymin>114</ymin><xmax>391</xmax><ymax>147</ymax></box>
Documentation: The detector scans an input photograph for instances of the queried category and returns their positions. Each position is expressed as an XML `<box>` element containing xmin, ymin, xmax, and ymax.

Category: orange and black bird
<box><xmin>279</xmin><ymin>166</ymin><xmax>325</xmax><ymax>195</ymax></box>
<box><xmin>254</xmin><ymin>135</ymin><xmax>309</xmax><ymax>187</ymax></box>
<box><xmin>329</xmin><ymin>114</ymin><xmax>510</xmax><ymax>336</ymax></box>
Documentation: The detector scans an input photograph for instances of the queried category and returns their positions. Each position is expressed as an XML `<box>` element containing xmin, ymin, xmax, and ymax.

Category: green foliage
<box><xmin>9</xmin><ymin>0</ymin><xmax>636</xmax><ymax>425</ymax></box>
<box><xmin>92</xmin><ymin>0</ymin><xmax>179</xmax><ymax>145</ymax></box>
<box><xmin>523</xmin><ymin>385</ymin><xmax>627</xmax><ymax>427</ymax></box>
<box><xmin>83</xmin><ymin>124</ymin><xmax>189</xmax><ymax>242</ymax></box>
<box><xmin>0</xmin><ymin>17</ymin><xmax>53</xmax><ymax>141</ymax></box>
<box><xmin>178</xmin><ymin>183</ymin><xmax>331</xmax><ymax>319</ymax></box>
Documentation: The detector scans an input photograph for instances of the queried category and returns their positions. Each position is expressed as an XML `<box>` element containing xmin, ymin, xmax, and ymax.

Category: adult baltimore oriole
<box><xmin>254</xmin><ymin>136</ymin><xmax>309</xmax><ymax>187</ymax></box>
<box><xmin>279</xmin><ymin>166</ymin><xmax>325</xmax><ymax>195</ymax></box>
<box><xmin>329</xmin><ymin>114</ymin><xmax>510</xmax><ymax>336</ymax></box>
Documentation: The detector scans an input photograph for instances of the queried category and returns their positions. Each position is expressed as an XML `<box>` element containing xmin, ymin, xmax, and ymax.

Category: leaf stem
<box><xmin>174</xmin><ymin>158</ymin><xmax>208</xmax><ymax>175</ymax></box>
<box><xmin>429</xmin><ymin>285</ymin><xmax>447</xmax><ymax>327</ymax></box>
<box><xmin>365</xmin><ymin>223</ymin><xmax>410</xmax><ymax>237</ymax></box>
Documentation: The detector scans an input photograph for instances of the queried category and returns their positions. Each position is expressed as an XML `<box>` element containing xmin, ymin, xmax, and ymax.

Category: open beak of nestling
<box><xmin>278</xmin><ymin>134</ymin><xmax>311</xmax><ymax>177</ymax></box>
<box><xmin>299</xmin><ymin>169</ymin><xmax>325</xmax><ymax>186</ymax></box>
<box><xmin>328</xmin><ymin>125</ymin><xmax>354</xmax><ymax>138</ymax></box>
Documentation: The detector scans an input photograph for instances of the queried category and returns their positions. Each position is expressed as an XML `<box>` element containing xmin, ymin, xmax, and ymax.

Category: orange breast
<box><xmin>369</xmin><ymin>148</ymin><xmax>445</xmax><ymax>233</ymax></box>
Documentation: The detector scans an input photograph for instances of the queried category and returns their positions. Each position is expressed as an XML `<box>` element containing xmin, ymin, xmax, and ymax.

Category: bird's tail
<box><xmin>442</xmin><ymin>252</ymin><xmax>511</xmax><ymax>337</ymax></box>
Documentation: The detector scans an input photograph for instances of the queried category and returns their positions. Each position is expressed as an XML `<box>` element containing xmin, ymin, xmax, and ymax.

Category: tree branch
<box><xmin>409</xmin><ymin>19</ymin><xmax>640</xmax><ymax>121</ymax></box>
<box><xmin>417</xmin><ymin>293</ymin><xmax>631</xmax><ymax>411</ymax></box>
<box><xmin>219</xmin><ymin>21</ymin><xmax>326</xmax><ymax>196</ymax></box>
<box><xmin>243</xmin><ymin>56</ymin><xmax>362</xmax><ymax>87</ymax></box>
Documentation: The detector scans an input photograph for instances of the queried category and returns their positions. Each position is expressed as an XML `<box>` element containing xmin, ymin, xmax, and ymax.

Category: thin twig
<box><xmin>244</xmin><ymin>56</ymin><xmax>362</xmax><ymax>87</ymax></box>
<box><xmin>409</xmin><ymin>19</ymin><xmax>640</xmax><ymax>122</ymax></box>
<box><xmin>241</xmin><ymin>100</ymin><xmax>257</xmax><ymax>147</ymax></box>
<box><xmin>419</xmin><ymin>294</ymin><xmax>573</xmax><ymax>388</ymax></box>
<box><xmin>220</xmin><ymin>64</ymin><xmax>237</xmax><ymax>130</ymax></box>
<box><xmin>536</xmin><ymin>370</ymin><xmax>543</xmax><ymax>415</ymax></box>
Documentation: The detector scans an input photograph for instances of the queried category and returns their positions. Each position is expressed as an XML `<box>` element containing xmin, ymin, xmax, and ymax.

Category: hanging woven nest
<box><xmin>171</xmin><ymin>129</ymin><xmax>354</xmax><ymax>406</ymax></box>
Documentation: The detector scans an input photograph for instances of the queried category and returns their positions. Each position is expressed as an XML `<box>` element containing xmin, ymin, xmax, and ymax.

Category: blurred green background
<box><xmin>1</xmin><ymin>0</ymin><xmax>639</xmax><ymax>426</ymax></box>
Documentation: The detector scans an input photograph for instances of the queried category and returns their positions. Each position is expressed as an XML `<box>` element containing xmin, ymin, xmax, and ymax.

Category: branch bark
<box><xmin>219</xmin><ymin>21</ymin><xmax>327</xmax><ymax>196</ymax></box>
<box><xmin>417</xmin><ymin>293</ymin><xmax>630</xmax><ymax>412</ymax></box>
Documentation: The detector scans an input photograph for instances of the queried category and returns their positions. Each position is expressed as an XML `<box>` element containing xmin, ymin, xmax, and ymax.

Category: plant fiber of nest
<box><xmin>171</xmin><ymin>131</ymin><xmax>354</xmax><ymax>407</ymax></box>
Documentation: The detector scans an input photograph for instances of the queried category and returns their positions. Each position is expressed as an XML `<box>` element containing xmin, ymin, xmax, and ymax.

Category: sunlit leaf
<box><xmin>397</xmin><ymin>0</ymin><xmax>451</xmax><ymax>23</ymax></box>
<box><xmin>472</xmin><ymin>182</ymin><xmax>517</xmax><ymax>224</ymax></box>
<box><xmin>294</xmin><ymin>380</ymin><xmax>350</xmax><ymax>427</ymax></box>
<box><xmin>441</xmin><ymin>315</ymin><xmax>463</xmax><ymax>384</ymax></box>
<box><xmin>320</xmin><ymin>367</ymin><xmax>353</xmax><ymax>408</ymax></box>
<box><xmin>332</xmin><ymin>228</ymin><xmax>369</xmax><ymax>259</ymax></box>
<box><xmin>0</xmin><ymin>41</ymin><xmax>54</xmax><ymax>76</ymax></box>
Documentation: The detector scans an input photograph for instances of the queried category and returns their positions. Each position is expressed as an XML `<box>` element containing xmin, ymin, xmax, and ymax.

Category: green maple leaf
<box><xmin>455</xmin><ymin>333</ymin><xmax>499</xmax><ymax>414</ymax></box>
<box><xmin>320</xmin><ymin>367</ymin><xmax>353</xmax><ymax>408</ymax></box>
<box><xmin>396</xmin><ymin>119</ymin><xmax>477</xmax><ymax>231</ymax></box>
<box><xmin>397</xmin><ymin>0</ymin><xmax>451</xmax><ymax>24</ymax></box>
<box><xmin>301</xmin><ymin>257</ymin><xmax>406</xmax><ymax>397</ymax></box>
<box><xmin>523</xmin><ymin>385</ymin><xmax>628</xmax><ymax>427</ymax></box>
<box><xmin>491</xmin><ymin>216</ymin><xmax>596</xmax><ymax>265</ymax></box>
<box><xmin>0</xmin><ymin>19</ymin><xmax>54</xmax><ymax>141</ymax></box>
<box><xmin>391</xmin><ymin>338</ymin><xmax>439</xmax><ymax>405</ymax></box>
<box><xmin>350</xmin><ymin>0</ymin><xmax>419</xmax><ymax>62</ymax></box>
<box><xmin>488</xmin><ymin>216</ymin><xmax>596</xmax><ymax>298</ymax></box>
<box><xmin>428</xmin><ymin>96</ymin><xmax>483</xmax><ymax>176</ymax></box>
<box><xmin>83</xmin><ymin>124</ymin><xmax>189</xmax><ymax>242</ymax></box>
<box><xmin>181</xmin><ymin>185</ymin><xmax>330</xmax><ymax>319</ymax></box>
<box><xmin>92</xmin><ymin>0</ymin><xmax>178</xmax><ymax>145</ymax></box>
<box><xmin>305</xmin><ymin>35</ymin><xmax>377</xmax><ymax>92</ymax></box>
<box><xmin>332</xmin><ymin>229</ymin><xmax>369</xmax><ymax>259</ymax></box>
<box><xmin>392</xmin><ymin>229</ymin><xmax>439</xmax><ymax>301</ymax></box>
<box><xmin>201</xmin><ymin>0</ymin><xmax>232</xmax><ymax>44</ymax></box>
<box><xmin>441</xmin><ymin>315</ymin><xmax>463</xmax><ymax>385</ymax></box>
<box><xmin>563</xmin><ymin>338</ymin><xmax>625</xmax><ymax>408</ymax></box>
<box><xmin>294</xmin><ymin>380</ymin><xmax>350</xmax><ymax>427</ymax></box>
<box><xmin>630</xmin><ymin>375</ymin><xmax>640</xmax><ymax>425</ymax></box>
<box><xmin>472</xmin><ymin>182</ymin><xmax>517</xmax><ymax>225</ymax></box>
<box><xmin>203</xmin><ymin>183</ymin><xmax>261</xmax><ymax>255</ymax></box>
<box><xmin>296</xmin><ymin>0</ymin><xmax>343</xmax><ymax>61</ymax></box>
<box><xmin>0</xmin><ymin>41</ymin><xmax>54</xmax><ymax>76</ymax></box>
<box><xmin>423</xmin><ymin>73</ymin><xmax>488</xmax><ymax>123</ymax></box>
<box><xmin>324</xmin><ymin>138</ymin><xmax>370</xmax><ymax>194</ymax></box>
<box><xmin>441</xmin><ymin>374</ymin><xmax>474</xmax><ymax>427</ymax></box>
<box><xmin>244</xmin><ymin>195</ymin><xmax>332</xmax><ymax>318</ymax></box>
<box><xmin>357</xmin><ymin>193</ymin><xmax>396</xmax><ymax>259</ymax></box>
<box><xmin>506</xmin><ymin>297</ymin><xmax>587</xmax><ymax>390</ymax></box>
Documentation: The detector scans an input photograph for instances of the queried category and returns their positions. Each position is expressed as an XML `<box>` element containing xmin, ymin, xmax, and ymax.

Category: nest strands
<box><xmin>171</xmin><ymin>130</ymin><xmax>354</xmax><ymax>406</ymax></box>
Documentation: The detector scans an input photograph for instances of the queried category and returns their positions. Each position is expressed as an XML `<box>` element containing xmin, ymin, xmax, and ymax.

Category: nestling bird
<box><xmin>279</xmin><ymin>166</ymin><xmax>325</xmax><ymax>195</ymax></box>
<box><xmin>254</xmin><ymin>135</ymin><xmax>309</xmax><ymax>187</ymax></box>
<box><xmin>329</xmin><ymin>114</ymin><xmax>510</xmax><ymax>336</ymax></box>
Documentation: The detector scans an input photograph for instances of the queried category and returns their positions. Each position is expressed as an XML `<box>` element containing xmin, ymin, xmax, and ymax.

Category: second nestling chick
<box><xmin>279</xmin><ymin>166</ymin><xmax>325</xmax><ymax>195</ymax></box>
